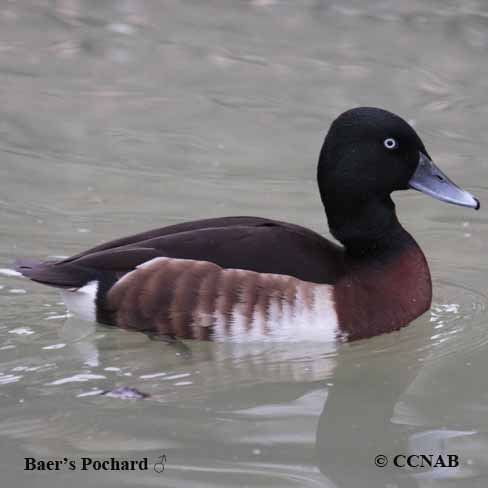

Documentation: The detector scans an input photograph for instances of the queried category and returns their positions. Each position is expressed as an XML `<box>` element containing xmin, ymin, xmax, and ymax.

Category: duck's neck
<box><xmin>324</xmin><ymin>196</ymin><xmax>432</xmax><ymax>340</ymax></box>
<box><xmin>326</xmin><ymin>195</ymin><xmax>409</xmax><ymax>257</ymax></box>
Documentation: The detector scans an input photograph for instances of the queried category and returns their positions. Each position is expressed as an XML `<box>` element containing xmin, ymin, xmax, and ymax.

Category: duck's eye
<box><xmin>384</xmin><ymin>138</ymin><xmax>398</xmax><ymax>150</ymax></box>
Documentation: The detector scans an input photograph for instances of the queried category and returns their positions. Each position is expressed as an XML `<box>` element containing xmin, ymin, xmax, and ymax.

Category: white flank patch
<box><xmin>272</xmin><ymin>285</ymin><xmax>338</xmax><ymax>342</ymax></box>
<box><xmin>60</xmin><ymin>280</ymin><xmax>99</xmax><ymax>322</ymax></box>
<box><xmin>212</xmin><ymin>283</ymin><xmax>339</xmax><ymax>343</ymax></box>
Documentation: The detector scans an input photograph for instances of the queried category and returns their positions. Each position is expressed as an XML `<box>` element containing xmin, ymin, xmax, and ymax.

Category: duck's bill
<box><xmin>409</xmin><ymin>152</ymin><xmax>480</xmax><ymax>210</ymax></box>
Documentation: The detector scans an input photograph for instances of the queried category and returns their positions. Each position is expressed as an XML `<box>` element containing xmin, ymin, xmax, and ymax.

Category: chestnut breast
<box><xmin>334</xmin><ymin>244</ymin><xmax>432</xmax><ymax>341</ymax></box>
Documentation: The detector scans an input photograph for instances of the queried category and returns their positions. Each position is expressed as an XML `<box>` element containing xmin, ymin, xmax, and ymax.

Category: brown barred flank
<box><xmin>100</xmin><ymin>257</ymin><xmax>337</xmax><ymax>341</ymax></box>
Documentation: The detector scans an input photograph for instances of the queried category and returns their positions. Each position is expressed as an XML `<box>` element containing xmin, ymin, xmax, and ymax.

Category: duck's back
<box><xmin>18</xmin><ymin>216</ymin><xmax>344</xmax><ymax>287</ymax></box>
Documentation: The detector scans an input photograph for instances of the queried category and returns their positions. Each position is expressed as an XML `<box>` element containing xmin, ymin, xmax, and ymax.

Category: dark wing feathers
<box><xmin>15</xmin><ymin>217</ymin><xmax>344</xmax><ymax>288</ymax></box>
<box><xmin>65</xmin><ymin>247</ymin><xmax>162</xmax><ymax>270</ymax></box>
<box><xmin>62</xmin><ymin>216</ymin><xmax>275</xmax><ymax>263</ymax></box>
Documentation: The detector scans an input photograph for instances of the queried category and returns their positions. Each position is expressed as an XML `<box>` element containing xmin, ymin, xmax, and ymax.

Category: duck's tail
<box><xmin>14</xmin><ymin>258</ymin><xmax>97</xmax><ymax>289</ymax></box>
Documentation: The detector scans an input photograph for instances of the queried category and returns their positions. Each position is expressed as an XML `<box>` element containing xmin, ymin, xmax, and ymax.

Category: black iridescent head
<box><xmin>318</xmin><ymin>107</ymin><xmax>479</xmax><ymax>254</ymax></box>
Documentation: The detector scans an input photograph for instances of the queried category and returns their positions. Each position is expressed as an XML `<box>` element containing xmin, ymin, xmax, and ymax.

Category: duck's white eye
<box><xmin>384</xmin><ymin>138</ymin><xmax>398</xmax><ymax>150</ymax></box>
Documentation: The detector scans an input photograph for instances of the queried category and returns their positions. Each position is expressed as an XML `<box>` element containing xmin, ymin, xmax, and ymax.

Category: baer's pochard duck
<box><xmin>15</xmin><ymin>107</ymin><xmax>480</xmax><ymax>342</ymax></box>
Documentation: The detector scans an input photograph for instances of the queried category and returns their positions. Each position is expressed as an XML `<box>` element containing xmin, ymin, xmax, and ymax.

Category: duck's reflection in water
<box><xmin>317</xmin><ymin>335</ymin><xmax>422</xmax><ymax>488</ymax></box>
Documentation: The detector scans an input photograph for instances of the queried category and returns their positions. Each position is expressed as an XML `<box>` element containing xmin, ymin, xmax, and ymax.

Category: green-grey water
<box><xmin>1</xmin><ymin>1</ymin><xmax>488</xmax><ymax>487</ymax></box>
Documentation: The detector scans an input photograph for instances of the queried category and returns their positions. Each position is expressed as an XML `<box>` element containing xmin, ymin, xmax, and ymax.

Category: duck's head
<box><xmin>318</xmin><ymin>107</ymin><xmax>479</xmax><ymax>253</ymax></box>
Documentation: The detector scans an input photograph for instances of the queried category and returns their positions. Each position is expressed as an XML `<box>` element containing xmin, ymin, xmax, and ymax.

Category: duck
<box><xmin>15</xmin><ymin>107</ymin><xmax>479</xmax><ymax>342</ymax></box>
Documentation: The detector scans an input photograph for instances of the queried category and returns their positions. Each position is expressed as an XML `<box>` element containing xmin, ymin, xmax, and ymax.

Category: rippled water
<box><xmin>1</xmin><ymin>1</ymin><xmax>488</xmax><ymax>487</ymax></box>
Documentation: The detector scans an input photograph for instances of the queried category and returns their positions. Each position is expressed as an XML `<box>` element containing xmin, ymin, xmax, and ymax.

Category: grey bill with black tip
<box><xmin>409</xmin><ymin>152</ymin><xmax>480</xmax><ymax>210</ymax></box>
